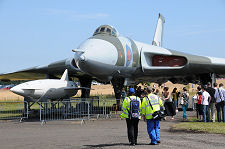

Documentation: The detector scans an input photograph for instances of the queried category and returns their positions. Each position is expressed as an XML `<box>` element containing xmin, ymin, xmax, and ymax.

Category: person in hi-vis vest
<box><xmin>120</xmin><ymin>88</ymin><xmax>141</xmax><ymax>146</ymax></box>
<box><xmin>142</xmin><ymin>86</ymin><xmax>163</xmax><ymax>145</ymax></box>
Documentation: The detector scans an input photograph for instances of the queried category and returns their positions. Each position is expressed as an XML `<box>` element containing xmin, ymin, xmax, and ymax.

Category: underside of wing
<box><xmin>0</xmin><ymin>58</ymin><xmax>86</xmax><ymax>81</ymax></box>
<box><xmin>0</xmin><ymin>71</ymin><xmax>46</xmax><ymax>81</ymax></box>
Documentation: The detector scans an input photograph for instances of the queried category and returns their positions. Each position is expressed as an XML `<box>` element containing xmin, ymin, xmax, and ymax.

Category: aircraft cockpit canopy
<box><xmin>93</xmin><ymin>25</ymin><xmax>118</xmax><ymax>37</ymax></box>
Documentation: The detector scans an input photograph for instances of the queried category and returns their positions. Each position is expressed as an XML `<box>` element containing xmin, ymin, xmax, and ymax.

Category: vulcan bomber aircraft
<box><xmin>1</xmin><ymin>13</ymin><xmax>225</xmax><ymax>100</ymax></box>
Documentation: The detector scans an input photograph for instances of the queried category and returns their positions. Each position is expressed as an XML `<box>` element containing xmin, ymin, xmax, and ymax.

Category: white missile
<box><xmin>10</xmin><ymin>69</ymin><xmax>83</xmax><ymax>100</ymax></box>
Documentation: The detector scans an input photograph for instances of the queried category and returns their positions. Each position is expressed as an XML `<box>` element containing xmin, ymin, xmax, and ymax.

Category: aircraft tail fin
<box><xmin>60</xmin><ymin>69</ymin><xmax>69</xmax><ymax>81</ymax></box>
<box><xmin>152</xmin><ymin>13</ymin><xmax>165</xmax><ymax>47</ymax></box>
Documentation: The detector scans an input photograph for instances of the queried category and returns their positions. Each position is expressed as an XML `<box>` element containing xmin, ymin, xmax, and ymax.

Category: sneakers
<box><xmin>149</xmin><ymin>141</ymin><xmax>160</xmax><ymax>145</ymax></box>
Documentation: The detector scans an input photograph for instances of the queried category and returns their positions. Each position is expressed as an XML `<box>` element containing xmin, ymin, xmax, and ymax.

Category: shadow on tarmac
<box><xmin>84</xmin><ymin>142</ymin><xmax>151</xmax><ymax>148</ymax></box>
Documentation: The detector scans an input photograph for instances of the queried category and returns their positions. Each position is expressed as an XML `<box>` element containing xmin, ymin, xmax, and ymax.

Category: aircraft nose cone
<box><xmin>75</xmin><ymin>38</ymin><xmax>118</xmax><ymax>78</ymax></box>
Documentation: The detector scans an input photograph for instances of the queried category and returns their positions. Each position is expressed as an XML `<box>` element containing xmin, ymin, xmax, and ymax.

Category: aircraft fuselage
<box><xmin>75</xmin><ymin>26</ymin><xmax>225</xmax><ymax>85</ymax></box>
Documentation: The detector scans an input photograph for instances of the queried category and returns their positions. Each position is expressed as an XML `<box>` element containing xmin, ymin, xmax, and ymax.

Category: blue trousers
<box><xmin>146</xmin><ymin>119</ymin><xmax>160</xmax><ymax>144</ymax></box>
<box><xmin>203</xmin><ymin>105</ymin><xmax>209</xmax><ymax>122</ymax></box>
<box><xmin>216</xmin><ymin>102</ymin><xmax>225</xmax><ymax>122</ymax></box>
<box><xmin>182</xmin><ymin>104</ymin><xmax>188</xmax><ymax>119</ymax></box>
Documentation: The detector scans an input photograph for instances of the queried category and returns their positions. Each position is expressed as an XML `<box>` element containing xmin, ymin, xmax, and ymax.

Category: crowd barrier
<box><xmin>0</xmin><ymin>101</ymin><xmax>28</xmax><ymax>120</ymax></box>
<box><xmin>40</xmin><ymin>101</ymin><xmax>90</xmax><ymax>122</ymax></box>
<box><xmin>0</xmin><ymin>97</ymin><xmax>195</xmax><ymax>123</ymax></box>
<box><xmin>71</xmin><ymin>98</ymin><xmax>123</xmax><ymax>119</ymax></box>
<box><xmin>39</xmin><ymin>97</ymin><xmax>195</xmax><ymax>123</ymax></box>
<box><xmin>39</xmin><ymin>99</ymin><xmax>123</xmax><ymax>123</ymax></box>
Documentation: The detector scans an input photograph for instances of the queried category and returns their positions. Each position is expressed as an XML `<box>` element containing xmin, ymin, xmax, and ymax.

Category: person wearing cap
<box><xmin>120</xmin><ymin>87</ymin><xmax>142</xmax><ymax>146</ymax></box>
<box><xmin>142</xmin><ymin>86</ymin><xmax>163</xmax><ymax>145</ymax></box>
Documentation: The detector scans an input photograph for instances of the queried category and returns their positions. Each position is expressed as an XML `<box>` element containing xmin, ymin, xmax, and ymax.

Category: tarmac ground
<box><xmin>0</xmin><ymin>111</ymin><xmax>225</xmax><ymax>149</ymax></box>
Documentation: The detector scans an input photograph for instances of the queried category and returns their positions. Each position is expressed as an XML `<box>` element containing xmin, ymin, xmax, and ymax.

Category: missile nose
<box><xmin>10</xmin><ymin>86</ymin><xmax>23</xmax><ymax>95</ymax></box>
<box><xmin>10</xmin><ymin>86</ymin><xmax>16</xmax><ymax>93</ymax></box>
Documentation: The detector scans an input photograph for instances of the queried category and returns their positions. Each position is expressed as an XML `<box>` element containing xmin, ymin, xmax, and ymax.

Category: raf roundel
<box><xmin>126</xmin><ymin>44</ymin><xmax>133</xmax><ymax>67</ymax></box>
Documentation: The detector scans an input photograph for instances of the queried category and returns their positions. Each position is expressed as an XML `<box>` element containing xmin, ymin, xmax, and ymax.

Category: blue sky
<box><xmin>0</xmin><ymin>0</ymin><xmax>225</xmax><ymax>73</ymax></box>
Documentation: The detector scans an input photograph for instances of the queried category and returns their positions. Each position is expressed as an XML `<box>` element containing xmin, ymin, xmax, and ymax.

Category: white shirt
<box><xmin>214</xmin><ymin>87</ymin><xmax>225</xmax><ymax>103</ymax></box>
<box><xmin>202</xmin><ymin>91</ymin><xmax>210</xmax><ymax>105</ymax></box>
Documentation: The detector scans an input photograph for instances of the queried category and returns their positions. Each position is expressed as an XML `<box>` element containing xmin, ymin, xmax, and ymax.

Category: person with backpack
<box><xmin>120</xmin><ymin>87</ymin><xmax>142</xmax><ymax>146</ymax></box>
<box><xmin>142</xmin><ymin>86</ymin><xmax>163</xmax><ymax>145</ymax></box>
<box><xmin>180</xmin><ymin>87</ymin><xmax>189</xmax><ymax>121</ymax></box>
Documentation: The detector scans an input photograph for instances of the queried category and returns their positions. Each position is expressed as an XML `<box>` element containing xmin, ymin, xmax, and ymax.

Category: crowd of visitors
<box><xmin>121</xmin><ymin>85</ymin><xmax>187</xmax><ymax>121</ymax></box>
<box><xmin>120</xmin><ymin>82</ymin><xmax>225</xmax><ymax>146</ymax></box>
<box><xmin>194</xmin><ymin>82</ymin><xmax>225</xmax><ymax>122</ymax></box>
<box><xmin>121</xmin><ymin>82</ymin><xmax>225</xmax><ymax>123</ymax></box>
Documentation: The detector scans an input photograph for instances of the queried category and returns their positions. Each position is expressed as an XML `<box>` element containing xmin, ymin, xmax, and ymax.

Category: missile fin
<box><xmin>60</xmin><ymin>69</ymin><xmax>69</xmax><ymax>81</ymax></box>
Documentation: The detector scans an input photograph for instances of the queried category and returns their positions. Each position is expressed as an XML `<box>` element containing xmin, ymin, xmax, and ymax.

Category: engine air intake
<box><xmin>152</xmin><ymin>55</ymin><xmax>187</xmax><ymax>67</ymax></box>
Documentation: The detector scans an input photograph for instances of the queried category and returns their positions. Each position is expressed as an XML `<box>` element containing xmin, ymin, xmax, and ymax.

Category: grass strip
<box><xmin>172</xmin><ymin>122</ymin><xmax>225</xmax><ymax>135</ymax></box>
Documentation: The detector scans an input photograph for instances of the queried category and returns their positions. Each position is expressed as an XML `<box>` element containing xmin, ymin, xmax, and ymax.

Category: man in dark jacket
<box><xmin>206</xmin><ymin>82</ymin><xmax>216</xmax><ymax>122</ymax></box>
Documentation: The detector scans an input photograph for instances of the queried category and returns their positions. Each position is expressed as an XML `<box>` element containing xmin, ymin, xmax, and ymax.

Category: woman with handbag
<box><xmin>162</xmin><ymin>87</ymin><xmax>176</xmax><ymax>120</ymax></box>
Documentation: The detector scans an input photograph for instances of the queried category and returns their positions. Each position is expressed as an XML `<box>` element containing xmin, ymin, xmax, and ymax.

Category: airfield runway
<box><xmin>0</xmin><ymin>112</ymin><xmax>225</xmax><ymax>149</ymax></box>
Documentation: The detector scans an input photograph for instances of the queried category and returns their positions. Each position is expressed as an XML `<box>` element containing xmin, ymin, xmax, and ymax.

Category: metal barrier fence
<box><xmin>0</xmin><ymin>101</ymin><xmax>28</xmax><ymax>120</ymax></box>
<box><xmin>71</xmin><ymin>98</ymin><xmax>123</xmax><ymax>119</ymax></box>
<box><xmin>40</xmin><ymin>101</ymin><xmax>90</xmax><ymax>122</ymax></box>
<box><xmin>0</xmin><ymin>97</ymin><xmax>196</xmax><ymax>123</ymax></box>
<box><xmin>0</xmin><ymin>99</ymin><xmax>124</xmax><ymax>122</ymax></box>
<box><xmin>102</xmin><ymin>99</ymin><xmax>123</xmax><ymax>119</ymax></box>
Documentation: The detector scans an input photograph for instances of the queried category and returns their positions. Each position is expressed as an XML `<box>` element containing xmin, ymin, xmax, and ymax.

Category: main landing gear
<box><xmin>111</xmin><ymin>77</ymin><xmax>124</xmax><ymax>109</ymax></box>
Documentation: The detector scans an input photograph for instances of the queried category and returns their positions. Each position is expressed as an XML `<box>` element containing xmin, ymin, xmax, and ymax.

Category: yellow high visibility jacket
<box><xmin>120</xmin><ymin>96</ymin><xmax>142</xmax><ymax>119</ymax></box>
<box><xmin>141</xmin><ymin>93</ymin><xmax>163</xmax><ymax>119</ymax></box>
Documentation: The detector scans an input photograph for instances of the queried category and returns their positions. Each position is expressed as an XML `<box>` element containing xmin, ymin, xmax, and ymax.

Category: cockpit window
<box><xmin>95</xmin><ymin>28</ymin><xmax>100</xmax><ymax>33</ymax></box>
<box><xmin>93</xmin><ymin>25</ymin><xmax>118</xmax><ymax>37</ymax></box>
<box><xmin>100</xmin><ymin>27</ymin><xmax>105</xmax><ymax>32</ymax></box>
<box><xmin>112</xmin><ymin>31</ymin><xmax>115</xmax><ymax>36</ymax></box>
<box><xmin>112</xmin><ymin>28</ymin><xmax>117</xmax><ymax>36</ymax></box>
<box><xmin>106</xmin><ymin>28</ymin><xmax>111</xmax><ymax>33</ymax></box>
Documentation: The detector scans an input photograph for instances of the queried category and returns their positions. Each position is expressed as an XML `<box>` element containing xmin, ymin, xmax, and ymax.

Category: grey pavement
<box><xmin>0</xmin><ymin>112</ymin><xmax>225</xmax><ymax>149</ymax></box>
